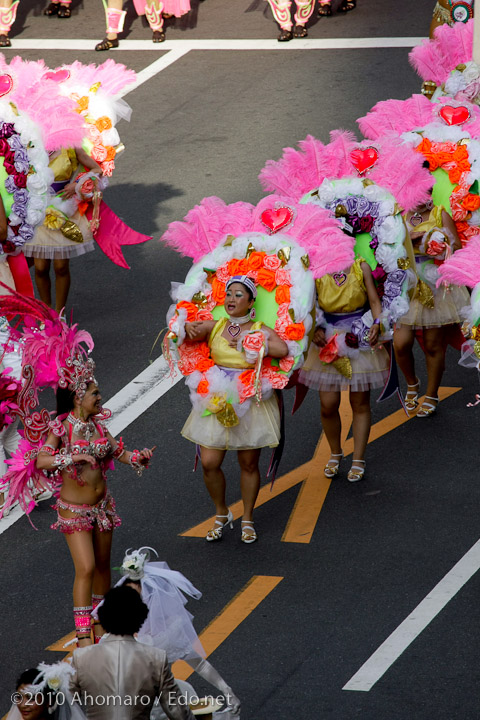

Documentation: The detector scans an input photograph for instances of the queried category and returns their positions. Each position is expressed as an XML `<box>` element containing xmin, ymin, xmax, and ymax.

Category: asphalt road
<box><xmin>2</xmin><ymin>2</ymin><xmax>480</xmax><ymax>719</ymax></box>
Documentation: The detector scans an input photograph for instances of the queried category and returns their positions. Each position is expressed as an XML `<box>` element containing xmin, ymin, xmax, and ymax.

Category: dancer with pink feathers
<box><xmin>259</xmin><ymin>132</ymin><xmax>433</xmax><ymax>479</ymax></box>
<box><xmin>96</xmin><ymin>0</ymin><xmax>191</xmax><ymax>50</ymax></box>
<box><xmin>2</xmin><ymin>55</ymin><xmax>152</xmax><ymax>311</ymax></box>
<box><xmin>162</xmin><ymin>194</ymin><xmax>350</xmax><ymax>542</ymax></box>
<box><xmin>0</xmin><ymin>287</ymin><xmax>154</xmax><ymax>646</ymax></box>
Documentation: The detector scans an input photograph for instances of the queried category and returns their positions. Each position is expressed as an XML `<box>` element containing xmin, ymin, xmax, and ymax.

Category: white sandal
<box><xmin>241</xmin><ymin>520</ymin><xmax>257</xmax><ymax>544</ymax></box>
<box><xmin>324</xmin><ymin>452</ymin><xmax>343</xmax><ymax>479</ymax></box>
<box><xmin>416</xmin><ymin>395</ymin><xmax>438</xmax><ymax>418</ymax></box>
<box><xmin>206</xmin><ymin>510</ymin><xmax>233</xmax><ymax>542</ymax></box>
<box><xmin>347</xmin><ymin>459</ymin><xmax>366</xmax><ymax>482</ymax></box>
<box><xmin>405</xmin><ymin>379</ymin><xmax>420</xmax><ymax>412</ymax></box>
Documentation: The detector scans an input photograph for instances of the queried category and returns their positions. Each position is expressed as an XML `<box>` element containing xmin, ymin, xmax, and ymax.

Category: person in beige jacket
<box><xmin>69</xmin><ymin>586</ymin><xmax>195</xmax><ymax>720</ymax></box>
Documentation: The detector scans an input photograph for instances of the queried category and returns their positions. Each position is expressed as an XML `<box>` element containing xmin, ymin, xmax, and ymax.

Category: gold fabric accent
<box><xmin>456</xmin><ymin>64</ymin><xmax>467</xmax><ymax>72</ymax></box>
<box><xmin>332</xmin><ymin>357</ymin><xmax>352</xmax><ymax>379</ymax></box>
<box><xmin>394</xmin><ymin>202</ymin><xmax>404</xmax><ymax>215</ymax></box>
<box><xmin>277</xmin><ymin>246</ymin><xmax>291</xmax><ymax>265</ymax></box>
<box><xmin>114</xmin><ymin>143</ymin><xmax>125</xmax><ymax>156</ymax></box>
<box><xmin>335</xmin><ymin>204</ymin><xmax>347</xmax><ymax>217</ymax></box>
<box><xmin>44</xmin><ymin>207</ymin><xmax>66</xmax><ymax>230</ymax></box>
<box><xmin>362</xmin><ymin>179</ymin><xmax>374</xmax><ymax>187</ymax></box>
<box><xmin>397</xmin><ymin>257</ymin><xmax>410</xmax><ymax>270</ymax></box>
<box><xmin>421</xmin><ymin>81</ymin><xmax>437</xmax><ymax>99</ymax></box>
<box><xmin>414</xmin><ymin>279</ymin><xmax>435</xmax><ymax>309</ymax></box>
<box><xmin>315</xmin><ymin>260</ymin><xmax>367</xmax><ymax>313</ymax></box>
<box><xmin>9</xmin><ymin>102</ymin><xmax>18</xmax><ymax>116</ymax></box>
<box><xmin>216</xmin><ymin>402</ymin><xmax>239</xmax><ymax>427</ymax></box>
<box><xmin>471</xmin><ymin>325</ymin><xmax>480</xmax><ymax>340</ymax></box>
<box><xmin>192</xmin><ymin>291</ymin><xmax>207</xmax><ymax>306</ymax></box>
<box><xmin>223</xmin><ymin>235</ymin><xmax>235</xmax><ymax>247</ymax></box>
<box><xmin>61</xmin><ymin>220</ymin><xmax>83</xmax><ymax>243</ymax></box>
<box><xmin>432</xmin><ymin>1</ymin><xmax>452</xmax><ymax>24</ymax></box>
<box><xmin>89</xmin><ymin>82</ymin><xmax>101</xmax><ymax>93</ymax></box>
<box><xmin>49</xmin><ymin>148</ymin><xmax>78</xmax><ymax>182</ymax></box>
<box><xmin>474</xmin><ymin>341</ymin><xmax>480</xmax><ymax>360</ymax></box>
<box><xmin>245</xmin><ymin>242</ymin><xmax>255</xmax><ymax>258</ymax></box>
<box><xmin>301</xmin><ymin>254</ymin><xmax>310</xmax><ymax>269</ymax></box>
<box><xmin>288</xmin><ymin>308</ymin><xmax>295</xmax><ymax>322</ymax></box>
<box><xmin>459</xmin><ymin>138</ymin><xmax>470</xmax><ymax>145</ymax></box>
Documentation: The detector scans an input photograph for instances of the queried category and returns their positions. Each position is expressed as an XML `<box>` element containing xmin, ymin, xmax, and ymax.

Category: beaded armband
<box><xmin>130</xmin><ymin>449</ymin><xmax>145</xmax><ymax>477</ymax></box>
<box><xmin>39</xmin><ymin>444</ymin><xmax>56</xmax><ymax>456</ymax></box>
<box><xmin>53</xmin><ymin>451</ymin><xmax>74</xmax><ymax>471</ymax></box>
<box><xmin>48</xmin><ymin>418</ymin><xmax>66</xmax><ymax>437</ymax></box>
<box><xmin>112</xmin><ymin>437</ymin><xmax>125</xmax><ymax>460</ymax></box>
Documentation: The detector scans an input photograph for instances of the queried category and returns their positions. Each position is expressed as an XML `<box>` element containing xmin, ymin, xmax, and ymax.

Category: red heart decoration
<box><xmin>0</xmin><ymin>74</ymin><xmax>13</xmax><ymax>98</ymax></box>
<box><xmin>43</xmin><ymin>68</ymin><xmax>70</xmax><ymax>83</ymax></box>
<box><xmin>260</xmin><ymin>206</ymin><xmax>294</xmax><ymax>234</ymax></box>
<box><xmin>350</xmin><ymin>147</ymin><xmax>378</xmax><ymax>175</ymax></box>
<box><xmin>439</xmin><ymin>105</ymin><xmax>470</xmax><ymax>126</ymax></box>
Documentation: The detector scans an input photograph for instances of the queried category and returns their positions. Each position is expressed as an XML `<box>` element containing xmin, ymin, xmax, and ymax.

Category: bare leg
<box><xmin>319</xmin><ymin>390</ymin><xmax>342</xmax><ymax>454</ymax></box>
<box><xmin>349</xmin><ymin>389</ymin><xmax>371</xmax><ymax>462</ymax></box>
<box><xmin>393</xmin><ymin>324</ymin><xmax>417</xmax><ymax>386</ymax></box>
<box><xmin>91</xmin><ymin>526</ymin><xmax>113</xmax><ymax>640</ymax></box>
<box><xmin>237</xmin><ymin>448</ymin><xmax>261</xmax><ymax>521</ymax></box>
<box><xmin>416</xmin><ymin>326</ymin><xmax>445</xmax><ymax>415</ymax></box>
<box><xmin>34</xmin><ymin>258</ymin><xmax>52</xmax><ymax>307</ymax></box>
<box><xmin>53</xmin><ymin>258</ymin><xmax>71</xmax><ymax>314</ymax></box>
<box><xmin>200</xmin><ymin>446</ymin><xmax>227</xmax><ymax>515</ymax></box>
<box><xmin>63</xmin><ymin>527</ymin><xmax>96</xmax><ymax>646</ymax></box>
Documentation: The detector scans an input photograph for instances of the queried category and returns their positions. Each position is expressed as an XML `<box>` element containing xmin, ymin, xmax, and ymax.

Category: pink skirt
<box><xmin>134</xmin><ymin>0</ymin><xmax>190</xmax><ymax>16</ymax></box>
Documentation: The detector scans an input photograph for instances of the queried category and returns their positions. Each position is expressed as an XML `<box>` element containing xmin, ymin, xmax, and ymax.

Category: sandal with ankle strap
<box><xmin>324</xmin><ymin>452</ymin><xmax>343</xmax><ymax>479</ymax></box>
<box><xmin>241</xmin><ymin>520</ymin><xmax>257</xmax><ymax>544</ymax></box>
<box><xmin>206</xmin><ymin>510</ymin><xmax>233</xmax><ymax>542</ymax></box>
<box><xmin>0</xmin><ymin>34</ymin><xmax>11</xmax><ymax>47</ymax></box>
<box><xmin>293</xmin><ymin>24</ymin><xmax>308</xmax><ymax>37</ymax></box>
<box><xmin>416</xmin><ymin>395</ymin><xmax>438</xmax><ymax>418</ymax></box>
<box><xmin>44</xmin><ymin>2</ymin><xmax>60</xmax><ymax>15</ymax></box>
<box><xmin>318</xmin><ymin>2</ymin><xmax>332</xmax><ymax>15</ymax></box>
<box><xmin>347</xmin><ymin>459</ymin><xmax>366</xmax><ymax>482</ymax></box>
<box><xmin>338</xmin><ymin>0</ymin><xmax>356</xmax><ymax>11</ymax></box>
<box><xmin>152</xmin><ymin>30</ymin><xmax>166</xmax><ymax>43</ymax></box>
<box><xmin>95</xmin><ymin>37</ymin><xmax>119</xmax><ymax>51</ymax></box>
<box><xmin>277</xmin><ymin>28</ymin><xmax>293</xmax><ymax>42</ymax></box>
<box><xmin>404</xmin><ymin>379</ymin><xmax>420</xmax><ymax>413</ymax></box>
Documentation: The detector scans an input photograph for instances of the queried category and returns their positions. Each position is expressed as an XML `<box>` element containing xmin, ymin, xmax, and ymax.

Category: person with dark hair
<box><xmin>69</xmin><ymin>587</ymin><xmax>194</xmax><ymax>720</ymax></box>
<box><xmin>10</xmin><ymin>669</ymin><xmax>51</xmax><ymax>720</ymax></box>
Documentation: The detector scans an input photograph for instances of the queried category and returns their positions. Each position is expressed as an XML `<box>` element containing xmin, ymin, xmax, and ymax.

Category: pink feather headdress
<box><xmin>161</xmin><ymin>194</ymin><xmax>353</xmax><ymax>277</ymax></box>
<box><xmin>259</xmin><ymin>131</ymin><xmax>433</xmax><ymax>212</ymax></box>
<box><xmin>47</xmin><ymin>58</ymin><xmax>136</xmax><ymax>96</ymax></box>
<box><xmin>438</xmin><ymin>235</ymin><xmax>480</xmax><ymax>288</ymax></box>
<box><xmin>409</xmin><ymin>20</ymin><xmax>473</xmax><ymax>85</ymax></box>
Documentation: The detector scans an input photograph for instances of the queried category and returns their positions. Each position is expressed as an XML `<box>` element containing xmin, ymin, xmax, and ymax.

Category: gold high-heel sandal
<box><xmin>241</xmin><ymin>520</ymin><xmax>257</xmax><ymax>544</ymax></box>
<box><xmin>324</xmin><ymin>452</ymin><xmax>343</xmax><ymax>479</ymax></box>
<box><xmin>416</xmin><ymin>395</ymin><xmax>438</xmax><ymax>418</ymax></box>
<box><xmin>405</xmin><ymin>379</ymin><xmax>420</xmax><ymax>412</ymax></box>
<box><xmin>206</xmin><ymin>510</ymin><xmax>233</xmax><ymax>542</ymax></box>
<box><xmin>347</xmin><ymin>459</ymin><xmax>366</xmax><ymax>482</ymax></box>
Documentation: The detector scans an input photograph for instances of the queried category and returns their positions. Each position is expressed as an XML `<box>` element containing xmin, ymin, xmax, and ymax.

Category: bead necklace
<box><xmin>67</xmin><ymin>412</ymin><xmax>96</xmax><ymax>441</ymax></box>
<box><xmin>226</xmin><ymin>313</ymin><xmax>250</xmax><ymax>339</ymax></box>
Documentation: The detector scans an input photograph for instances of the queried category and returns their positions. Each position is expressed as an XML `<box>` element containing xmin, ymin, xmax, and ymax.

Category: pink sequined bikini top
<box><xmin>63</xmin><ymin>418</ymin><xmax>112</xmax><ymax>459</ymax></box>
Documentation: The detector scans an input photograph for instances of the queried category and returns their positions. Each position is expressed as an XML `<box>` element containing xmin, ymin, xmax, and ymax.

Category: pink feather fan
<box><xmin>438</xmin><ymin>235</ymin><xmax>480</xmax><ymax>288</ymax></box>
<box><xmin>57</xmin><ymin>59</ymin><xmax>136</xmax><ymax>95</ymax></box>
<box><xmin>162</xmin><ymin>197</ymin><xmax>255</xmax><ymax>262</ymax></box>
<box><xmin>409</xmin><ymin>20</ymin><xmax>473</xmax><ymax>85</ymax></box>
<box><xmin>251</xmin><ymin>195</ymin><xmax>354</xmax><ymax>278</ymax></box>
<box><xmin>259</xmin><ymin>131</ymin><xmax>355</xmax><ymax>201</ymax></box>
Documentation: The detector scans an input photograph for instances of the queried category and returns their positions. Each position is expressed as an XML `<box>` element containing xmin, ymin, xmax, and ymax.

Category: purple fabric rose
<box><xmin>8</xmin><ymin>135</ymin><xmax>24</xmax><ymax>152</ymax></box>
<box><xmin>17</xmin><ymin>224</ymin><xmax>34</xmax><ymax>242</ymax></box>
<box><xmin>356</xmin><ymin>197</ymin><xmax>371</xmax><ymax>216</ymax></box>
<box><xmin>386</xmin><ymin>269</ymin><xmax>406</xmax><ymax>285</ymax></box>
<box><xmin>4</xmin><ymin>176</ymin><xmax>16</xmax><ymax>193</ymax></box>
<box><xmin>350</xmin><ymin>318</ymin><xmax>371</xmax><ymax>349</ymax></box>
<box><xmin>345</xmin><ymin>196</ymin><xmax>358</xmax><ymax>215</ymax></box>
<box><xmin>0</xmin><ymin>123</ymin><xmax>15</xmax><ymax>139</ymax></box>
<box><xmin>369</xmin><ymin>238</ymin><xmax>379</xmax><ymax>250</ymax></box>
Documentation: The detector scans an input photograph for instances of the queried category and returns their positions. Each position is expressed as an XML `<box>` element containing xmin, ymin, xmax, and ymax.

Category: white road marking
<box><xmin>7</xmin><ymin>37</ymin><xmax>425</xmax><ymax>52</ymax></box>
<box><xmin>343</xmin><ymin>538</ymin><xmax>480</xmax><ymax>692</ymax></box>
<box><xmin>0</xmin><ymin>356</ymin><xmax>181</xmax><ymax>535</ymax></box>
<box><xmin>117</xmin><ymin>48</ymin><xmax>191</xmax><ymax>97</ymax></box>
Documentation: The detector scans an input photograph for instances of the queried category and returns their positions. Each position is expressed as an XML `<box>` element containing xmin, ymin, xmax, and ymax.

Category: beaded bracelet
<box><xmin>39</xmin><ymin>445</ymin><xmax>56</xmax><ymax>456</ymax></box>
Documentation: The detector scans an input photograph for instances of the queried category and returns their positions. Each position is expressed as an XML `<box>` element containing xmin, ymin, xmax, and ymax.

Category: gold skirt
<box><xmin>182</xmin><ymin>393</ymin><xmax>281</xmax><ymax>451</ymax></box>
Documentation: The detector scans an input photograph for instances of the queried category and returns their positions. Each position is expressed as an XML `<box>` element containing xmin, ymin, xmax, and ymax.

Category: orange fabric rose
<box><xmin>275</xmin><ymin>285</ymin><xmax>290</xmax><ymax>305</ymax></box>
<box><xmin>76</xmin><ymin>96</ymin><xmax>89</xmax><ymax>113</ymax></box>
<box><xmin>95</xmin><ymin>116</ymin><xmax>113</xmax><ymax>132</ymax></box>
<box><xmin>105</xmin><ymin>146</ymin><xmax>116</xmax><ymax>162</ymax></box>
<box><xmin>256</xmin><ymin>267</ymin><xmax>277</xmax><ymax>293</ymax></box>
<box><xmin>318</xmin><ymin>335</ymin><xmax>339</xmax><ymax>363</ymax></box>
<box><xmin>247</xmin><ymin>251</ymin><xmax>266</xmax><ymax>271</ymax></box>
<box><xmin>196</xmin><ymin>358</ymin><xmax>215</xmax><ymax>372</ymax></box>
<box><xmin>462</xmin><ymin>193</ymin><xmax>480</xmax><ymax>212</ymax></box>
<box><xmin>211</xmin><ymin>277</ymin><xmax>226</xmax><ymax>304</ymax></box>
<box><xmin>197</xmin><ymin>379</ymin><xmax>210</xmax><ymax>395</ymax></box>
<box><xmin>227</xmin><ymin>258</ymin><xmax>249</xmax><ymax>276</ymax></box>
<box><xmin>238</xmin><ymin>369</ymin><xmax>255</xmax><ymax>386</ymax></box>
<box><xmin>284</xmin><ymin>323</ymin><xmax>305</xmax><ymax>341</ymax></box>
<box><xmin>176</xmin><ymin>301</ymin><xmax>198</xmax><ymax>322</ymax></box>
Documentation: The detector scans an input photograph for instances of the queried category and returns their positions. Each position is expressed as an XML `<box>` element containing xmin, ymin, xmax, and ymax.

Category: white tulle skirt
<box><xmin>182</xmin><ymin>393</ymin><xmax>281</xmax><ymax>450</ymax></box>
<box><xmin>399</xmin><ymin>284</ymin><xmax>470</xmax><ymax>329</ymax></box>
<box><xmin>299</xmin><ymin>341</ymin><xmax>389</xmax><ymax>392</ymax></box>
<box><xmin>23</xmin><ymin>211</ymin><xmax>95</xmax><ymax>260</ymax></box>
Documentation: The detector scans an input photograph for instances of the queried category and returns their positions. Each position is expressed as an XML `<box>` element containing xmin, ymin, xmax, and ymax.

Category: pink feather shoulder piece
<box><xmin>438</xmin><ymin>236</ymin><xmax>480</xmax><ymax>288</ymax></box>
<box><xmin>409</xmin><ymin>20</ymin><xmax>473</xmax><ymax>85</ymax></box>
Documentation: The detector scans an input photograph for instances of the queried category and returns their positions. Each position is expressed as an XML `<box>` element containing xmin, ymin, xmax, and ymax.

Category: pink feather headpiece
<box><xmin>161</xmin><ymin>194</ymin><xmax>353</xmax><ymax>278</ymax></box>
<box><xmin>259</xmin><ymin>131</ymin><xmax>433</xmax><ymax>212</ymax></box>
<box><xmin>409</xmin><ymin>20</ymin><xmax>473</xmax><ymax>86</ymax></box>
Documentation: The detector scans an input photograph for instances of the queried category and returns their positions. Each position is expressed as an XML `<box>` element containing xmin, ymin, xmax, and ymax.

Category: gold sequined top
<box><xmin>209</xmin><ymin>317</ymin><xmax>263</xmax><ymax>369</ymax></box>
<box><xmin>49</xmin><ymin>148</ymin><xmax>78</xmax><ymax>182</ymax></box>
<box><xmin>315</xmin><ymin>259</ymin><xmax>367</xmax><ymax>314</ymax></box>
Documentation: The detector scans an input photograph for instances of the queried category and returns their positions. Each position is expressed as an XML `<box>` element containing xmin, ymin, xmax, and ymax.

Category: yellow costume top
<box><xmin>315</xmin><ymin>259</ymin><xmax>367</xmax><ymax>314</ymax></box>
<box><xmin>409</xmin><ymin>205</ymin><xmax>445</xmax><ymax>253</ymax></box>
<box><xmin>209</xmin><ymin>317</ymin><xmax>263</xmax><ymax>369</ymax></box>
<box><xmin>49</xmin><ymin>148</ymin><xmax>78</xmax><ymax>182</ymax></box>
